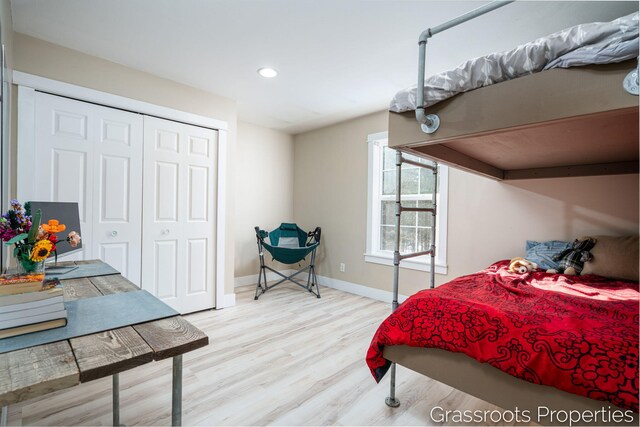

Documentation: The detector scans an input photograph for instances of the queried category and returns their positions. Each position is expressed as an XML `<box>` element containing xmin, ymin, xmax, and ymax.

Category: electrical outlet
<box><xmin>339</xmin><ymin>263</ymin><xmax>346</xmax><ymax>273</ymax></box>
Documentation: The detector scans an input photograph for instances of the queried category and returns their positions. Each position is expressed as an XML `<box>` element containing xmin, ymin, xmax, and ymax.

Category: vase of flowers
<box><xmin>0</xmin><ymin>200</ymin><xmax>82</xmax><ymax>274</ymax></box>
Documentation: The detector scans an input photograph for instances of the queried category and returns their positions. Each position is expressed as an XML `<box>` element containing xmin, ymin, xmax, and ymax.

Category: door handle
<box><xmin>162</xmin><ymin>229</ymin><xmax>170</xmax><ymax>235</ymax></box>
<box><xmin>111</xmin><ymin>230</ymin><xmax>118</xmax><ymax>237</ymax></box>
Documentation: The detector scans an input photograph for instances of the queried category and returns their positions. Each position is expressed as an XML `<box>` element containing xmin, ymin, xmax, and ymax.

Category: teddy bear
<box><xmin>547</xmin><ymin>236</ymin><xmax>597</xmax><ymax>275</ymax></box>
<box><xmin>508</xmin><ymin>257</ymin><xmax>538</xmax><ymax>274</ymax></box>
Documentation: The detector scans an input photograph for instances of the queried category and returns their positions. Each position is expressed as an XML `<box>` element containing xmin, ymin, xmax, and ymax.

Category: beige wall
<box><xmin>12</xmin><ymin>33</ymin><xmax>239</xmax><ymax>295</ymax></box>
<box><xmin>293</xmin><ymin>110</ymin><xmax>639</xmax><ymax>297</ymax></box>
<box><xmin>235</xmin><ymin>121</ymin><xmax>294</xmax><ymax>278</ymax></box>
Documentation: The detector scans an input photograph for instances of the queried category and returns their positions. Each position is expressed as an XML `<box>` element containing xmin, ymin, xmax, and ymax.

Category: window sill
<box><xmin>364</xmin><ymin>253</ymin><xmax>448</xmax><ymax>274</ymax></box>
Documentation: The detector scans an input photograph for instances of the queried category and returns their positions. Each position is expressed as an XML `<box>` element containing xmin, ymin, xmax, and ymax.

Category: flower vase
<box><xmin>15</xmin><ymin>255</ymin><xmax>46</xmax><ymax>276</ymax></box>
<box><xmin>13</xmin><ymin>244</ymin><xmax>46</xmax><ymax>279</ymax></box>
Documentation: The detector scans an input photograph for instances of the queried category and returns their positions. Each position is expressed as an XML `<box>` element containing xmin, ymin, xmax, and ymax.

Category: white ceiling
<box><xmin>10</xmin><ymin>0</ymin><xmax>638</xmax><ymax>134</ymax></box>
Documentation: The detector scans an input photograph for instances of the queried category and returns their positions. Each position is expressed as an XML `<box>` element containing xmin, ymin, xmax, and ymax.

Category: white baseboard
<box><xmin>234</xmin><ymin>270</ymin><xmax>405</xmax><ymax>305</ymax></box>
<box><xmin>234</xmin><ymin>270</ymin><xmax>296</xmax><ymax>288</ymax></box>
<box><xmin>316</xmin><ymin>275</ymin><xmax>408</xmax><ymax>304</ymax></box>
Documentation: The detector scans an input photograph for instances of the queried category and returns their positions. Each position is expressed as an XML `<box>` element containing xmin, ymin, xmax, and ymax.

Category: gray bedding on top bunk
<box><xmin>390</xmin><ymin>12</ymin><xmax>639</xmax><ymax>113</ymax></box>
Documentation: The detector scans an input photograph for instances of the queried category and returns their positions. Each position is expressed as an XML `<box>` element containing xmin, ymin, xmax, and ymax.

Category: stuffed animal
<box><xmin>547</xmin><ymin>237</ymin><xmax>597</xmax><ymax>275</ymax></box>
<box><xmin>508</xmin><ymin>257</ymin><xmax>538</xmax><ymax>274</ymax></box>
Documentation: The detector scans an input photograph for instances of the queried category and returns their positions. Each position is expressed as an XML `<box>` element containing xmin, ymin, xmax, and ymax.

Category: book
<box><xmin>0</xmin><ymin>308</ymin><xmax>67</xmax><ymax>330</ymax></box>
<box><xmin>0</xmin><ymin>318</ymin><xmax>67</xmax><ymax>339</ymax></box>
<box><xmin>0</xmin><ymin>287</ymin><xmax>63</xmax><ymax>307</ymax></box>
<box><xmin>0</xmin><ymin>273</ymin><xmax>45</xmax><ymax>296</ymax></box>
<box><xmin>0</xmin><ymin>300</ymin><xmax>65</xmax><ymax>321</ymax></box>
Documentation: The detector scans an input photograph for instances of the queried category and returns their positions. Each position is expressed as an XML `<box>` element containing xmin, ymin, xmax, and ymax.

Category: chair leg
<box><xmin>255</xmin><ymin>265</ymin><xmax>264</xmax><ymax>300</ymax></box>
<box><xmin>309</xmin><ymin>250</ymin><xmax>320</xmax><ymax>298</ymax></box>
<box><xmin>311</xmin><ymin>265</ymin><xmax>320</xmax><ymax>298</ymax></box>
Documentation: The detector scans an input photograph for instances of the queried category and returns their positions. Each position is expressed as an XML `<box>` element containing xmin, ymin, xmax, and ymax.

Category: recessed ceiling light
<box><xmin>258</xmin><ymin>67</ymin><xmax>278</xmax><ymax>78</ymax></box>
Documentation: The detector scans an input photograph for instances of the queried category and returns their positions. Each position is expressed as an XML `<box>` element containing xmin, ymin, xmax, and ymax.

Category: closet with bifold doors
<box><xmin>25</xmin><ymin>91</ymin><xmax>217</xmax><ymax>313</ymax></box>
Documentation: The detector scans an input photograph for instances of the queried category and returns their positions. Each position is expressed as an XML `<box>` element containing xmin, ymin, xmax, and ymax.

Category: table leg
<box><xmin>113</xmin><ymin>373</ymin><xmax>120</xmax><ymax>426</ymax></box>
<box><xmin>172</xmin><ymin>354</ymin><xmax>183</xmax><ymax>427</ymax></box>
<box><xmin>0</xmin><ymin>405</ymin><xmax>8</xmax><ymax>427</ymax></box>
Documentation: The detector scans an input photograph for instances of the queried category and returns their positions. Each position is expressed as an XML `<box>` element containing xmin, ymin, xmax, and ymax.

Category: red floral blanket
<box><xmin>366</xmin><ymin>261</ymin><xmax>640</xmax><ymax>412</ymax></box>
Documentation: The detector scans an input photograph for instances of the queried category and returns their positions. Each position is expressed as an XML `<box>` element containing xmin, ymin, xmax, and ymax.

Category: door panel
<box><xmin>35</xmin><ymin>95</ymin><xmax>94</xmax><ymax>261</ymax></box>
<box><xmin>155</xmin><ymin>162</ymin><xmax>179</xmax><ymax>221</ymax></box>
<box><xmin>92</xmin><ymin>102</ymin><xmax>143</xmax><ymax>286</ymax></box>
<box><xmin>187</xmin><ymin>239</ymin><xmax>207</xmax><ymax>294</ymax></box>
<box><xmin>142</xmin><ymin>116</ymin><xmax>217</xmax><ymax>313</ymax></box>
<box><xmin>99</xmin><ymin>242</ymin><xmax>129</xmax><ymax>277</ymax></box>
<box><xmin>100</xmin><ymin>155</ymin><xmax>129</xmax><ymax>222</ymax></box>
<box><xmin>188</xmin><ymin>166</ymin><xmax>208</xmax><ymax>221</ymax></box>
<box><xmin>154</xmin><ymin>239</ymin><xmax>179</xmax><ymax>299</ymax></box>
<box><xmin>34</xmin><ymin>92</ymin><xmax>143</xmax><ymax>284</ymax></box>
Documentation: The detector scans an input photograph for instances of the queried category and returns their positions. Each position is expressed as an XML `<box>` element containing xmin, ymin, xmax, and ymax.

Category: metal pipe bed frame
<box><xmin>385</xmin><ymin>0</ymin><xmax>514</xmax><ymax>408</ymax></box>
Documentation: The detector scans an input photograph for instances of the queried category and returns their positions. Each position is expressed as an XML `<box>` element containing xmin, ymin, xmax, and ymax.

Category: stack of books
<box><xmin>0</xmin><ymin>274</ymin><xmax>67</xmax><ymax>339</ymax></box>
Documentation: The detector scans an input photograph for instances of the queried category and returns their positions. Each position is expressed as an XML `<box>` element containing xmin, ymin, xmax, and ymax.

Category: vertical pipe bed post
<box><xmin>430</xmin><ymin>162</ymin><xmax>438</xmax><ymax>289</ymax></box>
<box><xmin>392</xmin><ymin>150</ymin><xmax>402</xmax><ymax>312</ymax></box>
<box><xmin>385</xmin><ymin>149</ymin><xmax>402</xmax><ymax>408</ymax></box>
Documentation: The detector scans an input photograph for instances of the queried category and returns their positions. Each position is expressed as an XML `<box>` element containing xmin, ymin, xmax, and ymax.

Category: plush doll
<box><xmin>547</xmin><ymin>237</ymin><xmax>597</xmax><ymax>275</ymax></box>
<box><xmin>508</xmin><ymin>257</ymin><xmax>538</xmax><ymax>274</ymax></box>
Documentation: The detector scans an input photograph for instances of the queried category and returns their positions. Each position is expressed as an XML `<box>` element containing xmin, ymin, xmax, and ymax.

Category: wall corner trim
<box><xmin>220</xmin><ymin>293</ymin><xmax>236</xmax><ymax>308</ymax></box>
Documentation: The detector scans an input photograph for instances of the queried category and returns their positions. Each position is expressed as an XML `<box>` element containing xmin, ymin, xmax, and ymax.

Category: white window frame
<box><xmin>365</xmin><ymin>131</ymin><xmax>448</xmax><ymax>274</ymax></box>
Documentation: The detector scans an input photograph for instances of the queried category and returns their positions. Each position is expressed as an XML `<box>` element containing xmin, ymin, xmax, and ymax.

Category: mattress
<box><xmin>366</xmin><ymin>261</ymin><xmax>640</xmax><ymax>412</ymax></box>
<box><xmin>390</xmin><ymin>12</ymin><xmax>639</xmax><ymax>113</ymax></box>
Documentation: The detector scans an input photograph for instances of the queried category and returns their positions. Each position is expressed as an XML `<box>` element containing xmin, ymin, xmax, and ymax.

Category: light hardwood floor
<box><xmin>7</xmin><ymin>284</ymin><xmax>514</xmax><ymax>426</ymax></box>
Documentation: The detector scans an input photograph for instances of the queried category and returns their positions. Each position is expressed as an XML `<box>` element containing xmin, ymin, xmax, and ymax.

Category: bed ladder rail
<box><xmin>386</xmin><ymin>150</ymin><xmax>439</xmax><ymax>408</ymax></box>
<box><xmin>391</xmin><ymin>151</ymin><xmax>438</xmax><ymax>274</ymax></box>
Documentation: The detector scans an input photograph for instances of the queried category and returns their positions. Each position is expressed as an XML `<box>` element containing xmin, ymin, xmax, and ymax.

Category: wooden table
<box><xmin>0</xmin><ymin>260</ymin><xmax>209</xmax><ymax>426</ymax></box>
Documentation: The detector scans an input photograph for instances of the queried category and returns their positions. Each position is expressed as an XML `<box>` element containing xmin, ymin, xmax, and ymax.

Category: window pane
<box><xmin>381</xmin><ymin>201</ymin><xmax>394</xmax><ymax>226</ymax></box>
<box><xmin>419</xmin><ymin>168</ymin><xmax>436</xmax><ymax>195</ymax></box>
<box><xmin>417</xmin><ymin>227</ymin><xmax>433</xmax><ymax>251</ymax></box>
<box><xmin>400</xmin><ymin>200</ymin><xmax>416</xmax><ymax>226</ymax></box>
<box><xmin>417</xmin><ymin>200</ymin><xmax>435</xmax><ymax>227</ymax></box>
<box><xmin>382</xmin><ymin>170</ymin><xmax>395</xmax><ymax>195</ymax></box>
<box><xmin>380</xmin><ymin>226</ymin><xmax>395</xmax><ymax>251</ymax></box>
<box><xmin>400</xmin><ymin>227</ymin><xmax>416</xmax><ymax>253</ymax></box>
<box><xmin>404</xmin><ymin>152</ymin><xmax>430</xmax><ymax>165</ymax></box>
<box><xmin>401</xmin><ymin>168</ymin><xmax>419</xmax><ymax>195</ymax></box>
<box><xmin>383</xmin><ymin>146</ymin><xmax>396</xmax><ymax>171</ymax></box>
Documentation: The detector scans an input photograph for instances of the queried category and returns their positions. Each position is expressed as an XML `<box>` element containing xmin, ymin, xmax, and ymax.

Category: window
<box><xmin>365</xmin><ymin>131</ymin><xmax>448</xmax><ymax>273</ymax></box>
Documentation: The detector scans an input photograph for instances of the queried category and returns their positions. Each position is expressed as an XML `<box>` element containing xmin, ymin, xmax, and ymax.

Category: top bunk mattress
<box><xmin>390</xmin><ymin>12</ymin><xmax>639</xmax><ymax>113</ymax></box>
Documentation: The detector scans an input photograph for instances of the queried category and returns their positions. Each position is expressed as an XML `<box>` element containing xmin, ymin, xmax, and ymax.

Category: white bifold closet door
<box><xmin>142</xmin><ymin>116</ymin><xmax>217</xmax><ymax>313</ymax></box>
<box><xmin>33</xmin><ymin>92</ymin><xmax>143</xmax><ymax>285</ymax></box>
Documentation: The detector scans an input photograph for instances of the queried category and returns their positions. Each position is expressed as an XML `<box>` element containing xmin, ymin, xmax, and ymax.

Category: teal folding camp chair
<box><xmin>254</xmin><ymin>223</ymin><xmax>321</xmax><ymax>300</ymax></box>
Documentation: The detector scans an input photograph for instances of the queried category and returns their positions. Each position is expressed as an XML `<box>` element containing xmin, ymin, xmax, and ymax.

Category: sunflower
<box><xmin>30</xmin><ymin>239</ymin><xmax>53</xmax><ymax>262</ymax></box>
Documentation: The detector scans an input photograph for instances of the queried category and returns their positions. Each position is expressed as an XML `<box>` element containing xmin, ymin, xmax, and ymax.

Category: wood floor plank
<box><xmin>0</xmin><ymin>341</ymin><xmax>79</xmax><ymax>407</ymax></box>
<box><xmin>70</xmin><ymin>326</ymin><xmax>154</xmax><ymax>383</ymax></box>
<box><xmin>60</xmin><ymin>278</ymin><xmax>102</xmax><ymax>301</ymax></box>
<box><xmin>133</xmin><ymin>316</ymin><xmax>209</xmax><ymax>360</ymax></box>
<box><xmin>9</xmin><ymin>285</ymin><xmax>523</xmax><ymax>426</ymax></box>
<box><xmin>89</xmin><ymin>274</ymin><xmax>139</xmax><ymax>295</ymax></box>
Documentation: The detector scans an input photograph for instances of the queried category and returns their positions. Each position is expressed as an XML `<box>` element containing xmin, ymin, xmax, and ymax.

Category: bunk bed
<box><xmin>389</xmin><ymin>8</ymin><xmax>639</xmax><ymax>180</ymax></box>
<box><xmin>367</xmin><ymin>2</ymin><xmax>639</xmax><ymax>424</ymax></box>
